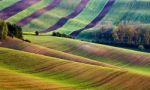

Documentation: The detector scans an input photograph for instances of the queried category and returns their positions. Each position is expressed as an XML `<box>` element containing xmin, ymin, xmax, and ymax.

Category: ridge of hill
<box><xmin>0</xmin><ymin>37</ymin><xmax>116</xmax><ymax>69</ymax></box>
<box><xmin>24</xmin><ymin>35</ymin><xmax>150</xmax><ymax>75</ymax></box>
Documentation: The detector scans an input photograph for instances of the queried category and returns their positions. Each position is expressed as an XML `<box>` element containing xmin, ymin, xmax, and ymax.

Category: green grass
<box><xmin>57</xmin><ymin>0</ymin><xmax>108</xmax><ymax>34</ymax></box>
<box><xmin>24</xmin><ymin>35</ymin><xmax>150</xmax><ymax>75</ymax></box>
<box><xmin>77</xmin><ymin>28</ymin><xmax>103</xmax><ymax>41</ymax></box>
<box><xmin>102</xmin><ymin>0</ymin><xmax>150</xmax><ymax>24</ymax></box>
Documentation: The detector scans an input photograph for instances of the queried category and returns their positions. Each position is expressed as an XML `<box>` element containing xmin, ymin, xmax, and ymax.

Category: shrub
<box><xmin>35</xmin><ymin>31</ymin><xmax>39</xmax><ymax>36</ymax></box>
<box><xmin>23</xmin><ymin>39</ymin><xmax>31</xmax><ymax>43</ymax></box>
<box><xmin>52</xmin><ymin>32</ymin><xmax>73</xmax><ymax>39</ymax></box>
<box><xmin>138</xmin><ymin>45</ymin><xmax>145</xmax><ymax>51</ymax></box>
<box><xmin>52</xmin><ymin>32</ymin><xmax>56</xmax><ymax>36</ymax></box>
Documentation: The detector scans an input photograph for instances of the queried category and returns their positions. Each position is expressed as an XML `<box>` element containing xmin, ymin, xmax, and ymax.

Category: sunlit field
<box><xmin>0</xmin><ymin>0</ymin><xmax>150</xmax><ymax>89</ymax></box>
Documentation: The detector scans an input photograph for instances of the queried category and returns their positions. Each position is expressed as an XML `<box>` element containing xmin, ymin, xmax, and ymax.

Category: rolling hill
<box><xmin>0</xmin><ymin>0</ymin><xmax>150</xmax><ymax>89</ymax></box>
<box><xmin>24</xmin><ymin>35</ymin><xmax>150</xmax><ymax>75</ymax></box>
<box><xmin>0</xmin><ymin>47</ymin><xmax>150</xmax><ymax>90</ymax></box>
<box><xmin>0</xmin><ymin>37</ymin><xmax>117</xmax><ymax>69</ymax></box>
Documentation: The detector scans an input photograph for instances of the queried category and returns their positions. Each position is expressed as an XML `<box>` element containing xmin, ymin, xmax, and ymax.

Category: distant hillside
<box><xmin>0</xmin><ymin>0</ymin><xmax>149</xmax><ymax>35</ymax></box>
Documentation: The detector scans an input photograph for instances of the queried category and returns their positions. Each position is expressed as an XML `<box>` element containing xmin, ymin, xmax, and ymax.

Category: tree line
<box><xmin>52</xmin><ymin>32</ymin><xmax>73</xmax><ymax>38</ymax></box>
<box><xmin>0</xmin><ymin>19</ymin><xmax>23</xmax><ymax>40</ymax></box>
<box><xmin>92</xmin><ymin>22</ymin><xmax>150</xmax><ymax>50</ymax></box>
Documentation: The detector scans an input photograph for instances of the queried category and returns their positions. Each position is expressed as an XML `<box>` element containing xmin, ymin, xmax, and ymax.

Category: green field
<box><xmin>16</xmin><ymin>0</ymin><xmax>80</xmax><ymax>32</ymax></box>
<box><xmin>57</xmin><ymin>0</ymin><xmax>107</xmax><ymax>34</ymax></box>
<box><xmin>0</xmin><ymin>0</ymin><xmax>150</xmax><ymax>89</ymax></box>
<box><xmin>102</xmin><ymin>0</ymin><xmax>150</xmax><ymax>24</ymax></box>
<box><xmin>23</xmin><ymin>35</ymin><xmax>150</xmax><ymax>76</ymax></box>
<box><xmin>0</xmin><ymin>47</ymin><xmax>150</xmax><ymax>90</ymax></box>
<box><xmin>1</xmin><ymin>0</ymin><xmax>149</xmax><ymax>35</ymax></box>
<box><xmin>0</xmin><ymin>35</ymin><xmax>150</xmax><ymax>89</ymax></box>
<box><xmin>78</xmin><ymin>0</ymin><xmax>150</xmax><ymax>40</ymax></box>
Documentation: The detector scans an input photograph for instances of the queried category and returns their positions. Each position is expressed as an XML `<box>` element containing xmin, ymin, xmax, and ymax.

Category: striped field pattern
<box><xmin>70</xmin><ymin>0</ymin><xmax>116</xmax><ymax>37</ymax></box>
<box><xmin>16</xmin><ymin>0</ymin><xmax>61</xmax><ymax>27</ymax></box>
<box><xmin>0</xmin><ymin>0</ymin><xmax>41</xmax><ymax>20</ymax></box>
<box><xmin>0</xmin><ymin>0</ymin><xmax>149</xmax><ymax>37</ymax></box>
<box><xmin>40</xmin><ymin>0</ymin><xmax>89</xmax><ymax>33</ymax></box>
<box><xmin>0</xmin><ymin>1</ymin><xmax>150</xmax><ymax>89</ymax></box>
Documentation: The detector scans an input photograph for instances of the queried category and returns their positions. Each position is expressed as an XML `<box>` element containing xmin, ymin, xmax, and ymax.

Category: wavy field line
<box><xmin>0</xmin><ymin>47</ymin><xmax>150</xmax><ymax>90</ymax></box>
<box><xmin>55</xmin><ymin>0</ymin><xmax>108</xmax><ymax>35</ymax></box>
<box><xmin>70</xmin><ymin>0</ymin><xmax>116</xmax><ymax>37</ymax></box>
<box><xmin>0</xmin><ymin>37</ymin><xmax>116</xmax><ymax>69</ymax></box>
<box><xmin>16</xmin><ymin>0</ymin><xmax>61</xmax><ymax>27</ymax></box>
<box><xmin>22</xmin><ymin>0</ymin><xmax>81</xmax><ymax>32</ymax></box>
<box><xmin>40</xmin><ymin>0</ymin><xmax>89</xmax><ymax>33</ymax></box>
<box><xmin>0</xmin><ymin>68</ymin><xmax>75</xmax><ymax>90</ymax></box>
<box><xmin>100</xmin><ymin>0</ymin><xmax>150</xmax><ymax>25</ymax></box>
<box><xmin>0</xmin><ymin>0</ymin><xmax>41</xmax><ymax>20</ymax></box>
<box><xmin>7</xmin><ymin>0</ymin><xmax>53</xmax><ymax>24</ymax></box>
<box><xmin>23</xmin><ymin>35</ymin><xmax>150</xmax><ymax>75</ymax></box>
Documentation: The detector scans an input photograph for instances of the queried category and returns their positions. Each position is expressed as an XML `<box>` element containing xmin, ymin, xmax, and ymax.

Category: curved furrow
<box><xmin>70</xmin><ymin>0</ymin><xmax>116</xmax><ymax>37</ymax></box>
<box><xmin>54</xmin><ymin>0</ymin><xmax>107</xmax><ymax>35</ymax></box>
<box><xmin>0</xmin><ymin>38</ymin><xmax>116</xmax><ymax>68</ymax></box>
<box><xmin>23</xmin><ymin>35</ymin><xmax>150</xmax><ymax>75</ymax></box>
<box><xmin>0</xmin><ymin>0</ymin><xmax>41</xmax><ymax>20</ymax></box>
<box><xmin>0</xmin><ymin>68</ymin><xmax>75</xmax><ymax>90</ymax></box>
<box><xmin>16</xmin><ymin>0</ymin><xmax>61</xmax><ymax>27</ymax></box>
<box><xmin>22</xmin><ymin>0</ymin><xmax>80</xmax><ymax>32</ymax></box>
<box><xmin>40</xmin><ymin>0</ymin><xmax>89</xmax><ymax>33</ymax></box>
<box><xmin>0</xmin><ymin>48</ymin><xmax>150</xmax><ymax>90</ymax></box>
